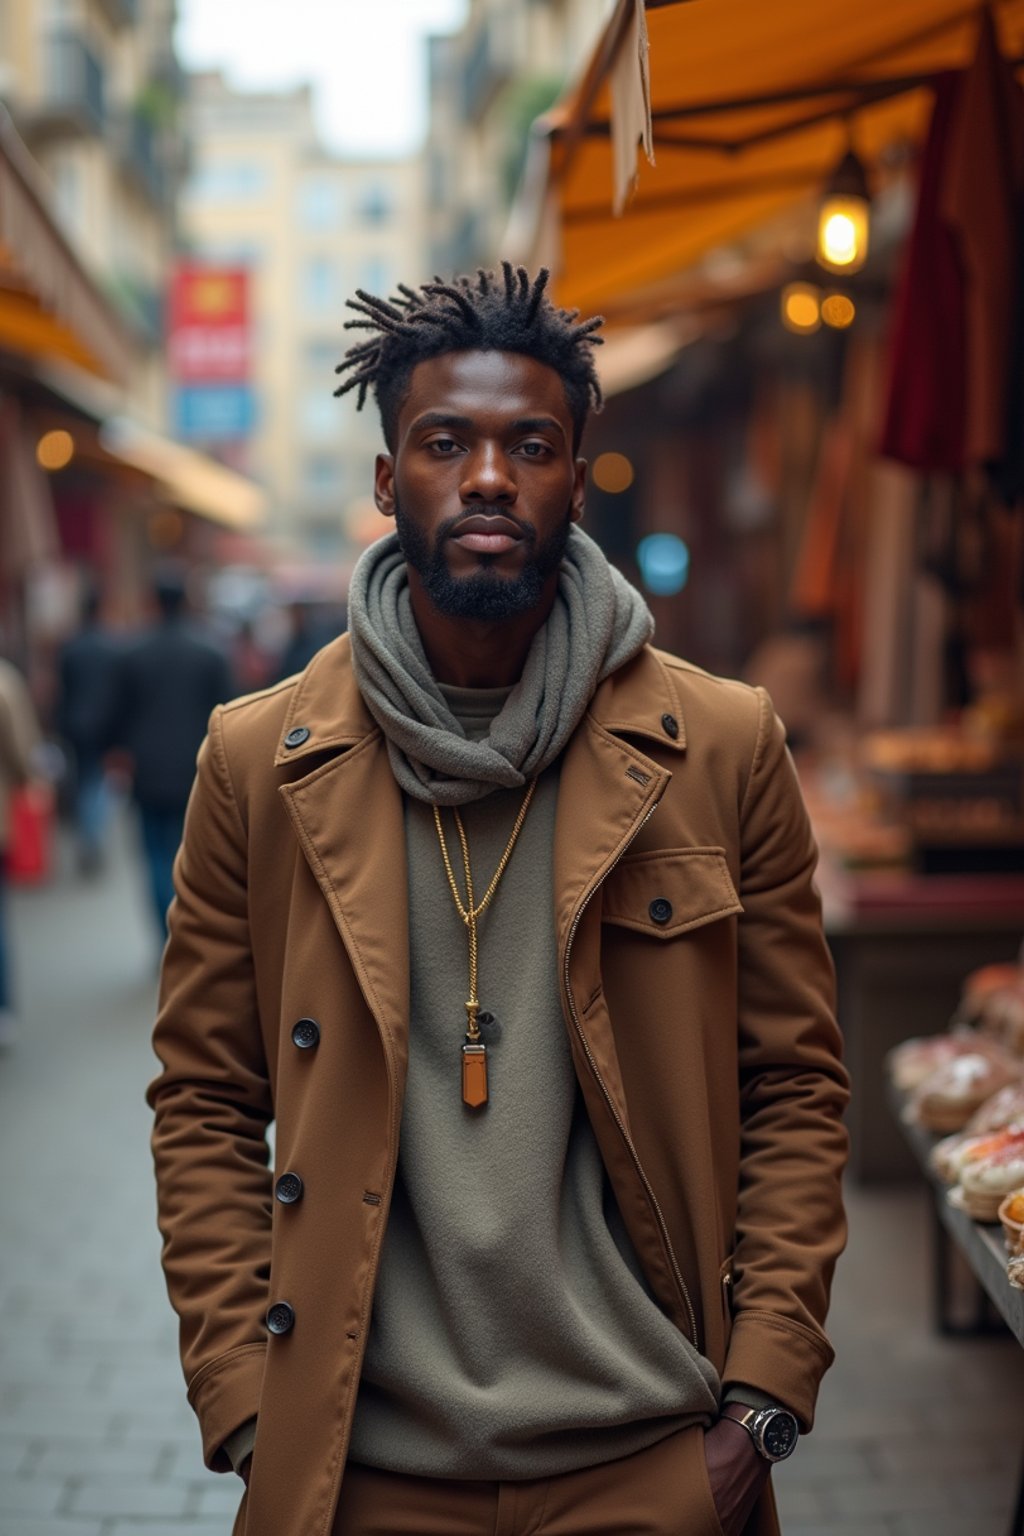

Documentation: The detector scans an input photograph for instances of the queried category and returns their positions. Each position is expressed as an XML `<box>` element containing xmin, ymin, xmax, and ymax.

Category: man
<box><xmin>0</xmin><ymin>654</ymin><xmax>40</xmax><ymax>1046</ymax></box>
<box><xmin>57</xmin><ymin>583</ymin><xmax>120</xmax><ymax>875</ymax></box>
<box><xmin>117</xmin><ymin>567</ymin><xmax>232</xmax><ymax>941</ymax></box>
<box><xmin>149</xmin><ymin>266</ymin><xmax>848</xmax><ymax>1536</ymax></box>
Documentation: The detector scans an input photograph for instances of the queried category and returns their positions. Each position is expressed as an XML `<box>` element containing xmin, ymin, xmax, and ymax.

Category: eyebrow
<box><xmin>408</xmin><ymin>411</ymin><xmax>567</xmax><ymax>440</ymax></box>
<box><xmin>409</xmin><ymin>412</ymin><xmax>474</xmax><ymax>432</ymax></box>
<box><xmin>510</xmin><ymin>416</ymin><xmax>566</xmax><ymax>439</ymax></box>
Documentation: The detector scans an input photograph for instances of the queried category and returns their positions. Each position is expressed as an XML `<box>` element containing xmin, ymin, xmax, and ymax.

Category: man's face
<box><xmin>374</xmin><ymin>350</ymin><xmax>586</xmax><ymax>622</ymax></box>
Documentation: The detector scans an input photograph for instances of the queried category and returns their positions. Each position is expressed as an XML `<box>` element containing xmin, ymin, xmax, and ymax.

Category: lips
<box><xmin>450</xmin><ymin>512</ymin><xmax>524</xmax><ymax>555</ymax></box>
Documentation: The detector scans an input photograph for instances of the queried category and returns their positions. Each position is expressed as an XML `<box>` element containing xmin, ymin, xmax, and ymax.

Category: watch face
<box><xmin>760</xmin><ymin>1410</ymin><xmax>799</xmax><ymax>1461</ymax></box>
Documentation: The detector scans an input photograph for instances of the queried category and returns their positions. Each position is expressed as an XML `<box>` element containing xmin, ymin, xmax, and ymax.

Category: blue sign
<box><xmin>174</xmin><ymin>384</ymin><xmax>256</xmax><ymax>442</ymax></box>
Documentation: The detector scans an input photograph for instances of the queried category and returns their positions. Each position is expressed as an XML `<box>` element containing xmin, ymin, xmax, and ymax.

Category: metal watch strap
<box><xmin>721</xmin><ymin>1403</ymin><xmax>760</xmax><ymax>1438</ymax></box>
<box><xmin>720</xmin><ymin>1401</ymin><xmax>798</xmax><ymax>1463</ymax></box>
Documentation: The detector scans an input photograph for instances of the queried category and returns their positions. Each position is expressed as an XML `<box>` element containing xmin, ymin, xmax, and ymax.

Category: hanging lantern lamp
<box><xmin>817</xmin><ymin>146</ymin><xmax>871</xmax><ymax>275</ymax></box>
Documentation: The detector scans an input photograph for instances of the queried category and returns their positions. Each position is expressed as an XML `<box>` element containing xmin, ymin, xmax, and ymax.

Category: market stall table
<box><xmin>891</xmin><ymin>1085</ymin><xmax>1024</xmax><ymax>1535</ymax></box>
<box><xmin>820</xmin><ymin>864</ymin><xmax>1024</xmax><ymax>1181</ymax></box>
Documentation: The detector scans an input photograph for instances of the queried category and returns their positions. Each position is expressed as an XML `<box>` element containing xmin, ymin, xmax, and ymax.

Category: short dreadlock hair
<box><xmin>333</xmin><ymin>263</ymin><xmax>604</xmax><ymax>453</ymax></box>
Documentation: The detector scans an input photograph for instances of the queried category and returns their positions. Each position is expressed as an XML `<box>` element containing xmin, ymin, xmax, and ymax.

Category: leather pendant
<box><xmin>462</xmin><ymin>1042</ymin><xmax>488</xmax><ymax>1109</ymax></box>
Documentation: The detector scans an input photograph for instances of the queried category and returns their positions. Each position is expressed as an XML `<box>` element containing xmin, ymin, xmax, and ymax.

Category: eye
<box><xmin>518</xmin><ymin>440</ymin><xmax>551</xmax><ymax>458</ymax></box>
<box><xmin>427</xmin><ymin>435</ymin><xmax>463</xmax><ymax>454</ymax></box>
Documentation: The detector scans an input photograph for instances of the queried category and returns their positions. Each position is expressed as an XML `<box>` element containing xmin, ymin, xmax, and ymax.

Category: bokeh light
<box><xmin>636</xmin><ymin>532</ymin><xmax>690</xmax><ymax>596</ymax></box>
<box><xmin>781</xmin><ymin>283</ymin><xmax>821</xmax><ymax>335</ymax></box>
<box><xmin>592</xmin><ymin>451</ymin><xmax>635</xmax><ymax>493</ymax></box>
<box><xmin>817</xmin><ymin>199</ymin><xmax>869</xmax><ymax>273</ymax></box>
<box><xmin>35</xmin><ymin>429</ymin><xmax>74</xmax><ymax>471</ymax></box>
<box><xmin>822</xmin><ymin>292</ymin><xmax>856</xmax><ymax>330</ymax></box>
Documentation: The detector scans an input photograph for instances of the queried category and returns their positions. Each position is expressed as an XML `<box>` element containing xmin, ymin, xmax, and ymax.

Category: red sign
<box><xmin>168</xmin><ymin>264</ymin><xmax>251</xmax><ymax>383</ymax></box>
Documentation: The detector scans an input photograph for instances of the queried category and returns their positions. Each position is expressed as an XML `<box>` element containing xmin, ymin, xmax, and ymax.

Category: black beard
<box><xmin>393</xmin><ymin>502</ymin><xmax>571</xmax><ymax>621</ymax></box>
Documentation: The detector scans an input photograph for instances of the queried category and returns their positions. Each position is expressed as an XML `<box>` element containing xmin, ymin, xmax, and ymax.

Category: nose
<box><xmin>459</xmin><ymin>442</ymin><xmax>516</xmax><ymax>506</ymax></box>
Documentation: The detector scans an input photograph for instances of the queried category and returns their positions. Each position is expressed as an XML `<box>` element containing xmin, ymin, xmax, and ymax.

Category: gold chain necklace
<box><xmin>432</xmin><ymin>778</ymin><xmax>538</xmax><ymax>1109</ymax></box>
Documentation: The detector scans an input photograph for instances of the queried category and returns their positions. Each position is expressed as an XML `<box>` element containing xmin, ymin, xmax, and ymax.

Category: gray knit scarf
<box><xmin>348</xmin><ymin>526</ymin><xmax>654</xmax><ymax>805</ymax></box>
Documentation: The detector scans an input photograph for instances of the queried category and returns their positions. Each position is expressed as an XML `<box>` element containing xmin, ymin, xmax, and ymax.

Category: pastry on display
<box><xmin>908</xmin><ymin>1044</ymin><xmax>1022</xmax><ymax>1133</ymax></box>
<box><xmin>962</xmin><ymin>1081</ymin><xmax>1024</xmax><ymax>1135</ymax></box>
<box><xmin>930</xmin><ymin>1129</ymin><xmax>1021</xmax><ymax>1185</ymax></box>
<box><xmin>952</xmin><ymin>1134</ymin><xmax>1024</xmax><ymax>1221</ymax></box>
<box><xmin>887</xmin><ymin>1032</ymin><xmax>981</xmax><ymax>1093</ymax></box>
<box><xmin>998</xmin><ymin>1189</ymin><xmax>1024</xmax><ymax>1254</ymax></box>
<box><xmin>1008</xmin><ymin>1252</ymin><xmax>1024</xmax><ymax>1290</ymax></box>
<box><xmin>954</xmin><ymin>963</ymin><xmax>1023</xmax><ymax>1030</ymax></box>
<box><xmin>978</xmin><ymin>982</ymin><xmax>1024</xmax><ymax>1058</ymax></box>
<box><xmin>931</xmin><ymin>1082</ymin><xmax>1024</xmax><ymax>1180</ymax></box>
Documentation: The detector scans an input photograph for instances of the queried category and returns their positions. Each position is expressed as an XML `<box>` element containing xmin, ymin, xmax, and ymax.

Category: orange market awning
<box><xmin>99</xmin><ymin>416</ymin><xmax>268</xmax><ymax>531</ymax></box>
<box><xmin>518</xmin><ymin>0</ymin><xmax>1024</xmax><ymax>319</ymax></box>
<box><xmin>0</xmin><ymin>108</ymin><xmax>136</xmax><ymax>382</ymax></box>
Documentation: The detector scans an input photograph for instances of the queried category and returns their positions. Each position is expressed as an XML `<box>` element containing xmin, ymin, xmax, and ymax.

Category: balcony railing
<box><xmin>460</xmin><ymin>21</ymin><xmax>509</xmax><ymax>122</ymax></box>
<box><xmin>116</xmin><ymin>109</ymin><xmax>167</xmax><ymax>207</ymax></box>
<box><xmin>36</xmin><ymin>32</ymin><xmax>106</xmax><ymax>136</ymax></box>
<box><xmin>95</xmin><ymin>0</ymin><xmax>138</xmax><ymax>26</ymax></box>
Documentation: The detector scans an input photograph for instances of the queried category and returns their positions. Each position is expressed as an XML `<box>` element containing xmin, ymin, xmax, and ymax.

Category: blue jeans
<box><xmin>138</xmin><ymin>806</ymin><xmax>185</xmax><ymax>939</ymax></box>
<box><xmin>75</xmin><ymin>755</ymin><xmax>110</xmax><ymax>862</ymax></box>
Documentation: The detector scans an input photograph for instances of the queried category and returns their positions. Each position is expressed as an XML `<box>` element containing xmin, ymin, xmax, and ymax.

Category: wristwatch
<box><xmin>720</xmin><ymin>1402</ymin><xmax>800</xmax><ymax>1463</ymax></box>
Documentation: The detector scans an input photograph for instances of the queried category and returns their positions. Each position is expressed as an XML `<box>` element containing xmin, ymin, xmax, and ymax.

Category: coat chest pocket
<box><xmin>601</xmin><ymin>847</ymin><xmax>742</xmax><ymax>938</ymax></box>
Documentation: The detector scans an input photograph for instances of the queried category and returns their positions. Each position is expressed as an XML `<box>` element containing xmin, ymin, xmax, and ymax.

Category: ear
<box><xmin>374</xmin><ymin>453</ymin><xmax>396</xmax><ymax>519</ymax></box>
<box><xmin>570</xmin><ymin>458</ymin><xmax>587</xmax><ymax>524</ymax></box>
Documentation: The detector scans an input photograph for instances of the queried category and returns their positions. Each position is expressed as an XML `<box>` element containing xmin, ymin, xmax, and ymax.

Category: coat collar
<box><xmin>273</xmin><ymin>634</ymin><xmax>375</xmax><ymax>766</ymax></box>
<box><xmin>272</xmin><ymin>632</ymin><xmax>687</xmax><ymax>767</ymax></box>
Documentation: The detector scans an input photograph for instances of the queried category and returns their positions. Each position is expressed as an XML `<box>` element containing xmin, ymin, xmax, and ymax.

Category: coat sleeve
<box><xmin>721</xmin><ymin>687</ymin><xmax>849</xmax><ymax>1430</ymax></box>
<box><xmin>147</xmin><ymin>705</ymin><xmax>272</xmax><ymax>1471</ymax></box>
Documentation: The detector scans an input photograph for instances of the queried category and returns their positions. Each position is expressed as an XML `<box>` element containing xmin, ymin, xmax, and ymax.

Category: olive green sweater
<box><xmin>346</xmin><ymin>685</ymin><xmax>721</xmax><ymax>1478</ymax></box>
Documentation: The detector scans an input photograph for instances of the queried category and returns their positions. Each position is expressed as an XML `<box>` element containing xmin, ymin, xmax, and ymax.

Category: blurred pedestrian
<box><xmin>231</xmin><ymin>617</ymin><xmax>274</xmax><ymax>696</ymax></box>
<box><xmin>57</xmin><ymin>582</ymin><xmax>121</xmax><ymax>875</ymax></box>
<box><xmin>117</xmin><ymin>567</ymin><xmax>233</xmax><ymax>944</ymax></box>
<box><xmin>0</xmin><ymin>656</ymin><xmax>41</xmax><ymax>1045</ymax></box>
<box><xmin>274</xmin><ymin>601</ymin><xmax>328</xmax><ymax>681</ymax></box>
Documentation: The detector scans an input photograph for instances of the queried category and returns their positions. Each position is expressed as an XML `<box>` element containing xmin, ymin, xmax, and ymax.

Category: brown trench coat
<box><xmin>148</xmin><ymin>636</ymin><xmax>849</xmax><ymax>1536</ymax></box>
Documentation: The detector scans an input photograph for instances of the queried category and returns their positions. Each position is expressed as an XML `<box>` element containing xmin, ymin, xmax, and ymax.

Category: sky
<box><xmin>175</xmin><ymin>0</ymin><xmax>469</xmax><ymax>158</ymax></box>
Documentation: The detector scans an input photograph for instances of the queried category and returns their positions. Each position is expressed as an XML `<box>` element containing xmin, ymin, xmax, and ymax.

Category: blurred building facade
<box><xmin>180</xmin><ymin>71</ymin><xmax>423</xmax><ymax>558</ymax></box>
<box><xmin>0</xmin><ymin>1</ymin><xmax>266</xmax><ymax>697</ymax></box>
<box><xmin>424</xmin><ymin>0</ymin><xmax>608</xmax><ymax>275</ymax></box>
<box><xmin>0</xmin><ymin>0</ymin><xmax>181</xmax><ymax>421</ymax></box>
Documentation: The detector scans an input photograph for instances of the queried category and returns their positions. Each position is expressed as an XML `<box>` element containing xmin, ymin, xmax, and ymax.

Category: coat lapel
<box><xmin>554</xmin><ymin>646</ymin><xmax>686</xmax><ymax>1050</ymax></box>
<box><xmin>553</xmin><ymin>652</ymin><xmax>703</xmax><ymax>1338</ymax></box>
<box><xmin>279</xmin><ymin>727</ymin><xmax>410</xmax><ymax>1086</ymax></box>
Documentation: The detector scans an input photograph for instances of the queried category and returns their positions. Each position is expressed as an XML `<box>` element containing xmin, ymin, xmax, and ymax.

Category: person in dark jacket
<box><xmin>57</xmin><ymin>584</ymin><xmax>121</xmax><ymax>875</ymax></box>
<box><xmin>118</xmin><ymin>568</ymin><xmax>233</xmax><ymax>940</ymax></box>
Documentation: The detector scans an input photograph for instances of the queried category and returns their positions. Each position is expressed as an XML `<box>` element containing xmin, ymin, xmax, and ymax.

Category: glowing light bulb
<box><xmin>817</xmin><ymin>149</ymin><xmax>871</xmax><ymax>275</ymax></box>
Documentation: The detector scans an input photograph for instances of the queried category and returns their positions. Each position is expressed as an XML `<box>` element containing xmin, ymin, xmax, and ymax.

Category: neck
<box><xmin>408</xmin><ymin>577</ymin><xmax>557</xmax><ymax>688</ymax></box>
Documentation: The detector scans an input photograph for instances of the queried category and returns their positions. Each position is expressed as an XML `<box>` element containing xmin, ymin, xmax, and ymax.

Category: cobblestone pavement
<box><xmin>1</xmin><ymin>813</ymin><xmax>1022</xmax><ymax>1536</ymax></box>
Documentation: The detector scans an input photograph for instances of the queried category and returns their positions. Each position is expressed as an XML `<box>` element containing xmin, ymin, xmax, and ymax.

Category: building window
<box><xmin>299</xmin><ymin>177</ymin><xmax>341</xmax><ymax>231</ymax></box>
<box><xmin>187</xmin><ymin>161</ymin><xmax>269</xmax><ymax>204</ymax></box>
<box><xmin>302</xmin><ymin>257</ymin><xmax>339</xmax><ymax>316</ymax></box>
<box><xmin>199</xmin><ymin>239</ymin><xmax>265</xmax><ymax>270</ymax></box>
<box><xmin>303</xmin><ymin>454</ymin><xmax>344</xmax><ymax>496</ymax></box>
<box><xmin>359</xmin><ymin>257</ymin><xmax>393</xmax><ymax>298</ymax></box>
<box><xmin>305</xmin><ymin>337</ymin><xmax>342</xmax><ymax>374</ymax></box>
<box><xmin>299</xmin><ymin>391</ymin><xmax>337</xmax><ymax>439</ymax></box>
<box><xmin>358</xmin><ymin>182</ymin><xmax>393</xmax><ymax>225</ymax></box>
<box><xmin>51</xmin><ymin>156</ymin><xmax>83</xmax><ymax>239</ymax></box>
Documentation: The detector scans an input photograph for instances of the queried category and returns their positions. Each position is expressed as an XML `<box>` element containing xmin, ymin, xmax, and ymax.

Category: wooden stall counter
<box><xmin>817</xmin><ymin>857</ymin><xmax>1024</xmax><ymax>1181</ymax></box>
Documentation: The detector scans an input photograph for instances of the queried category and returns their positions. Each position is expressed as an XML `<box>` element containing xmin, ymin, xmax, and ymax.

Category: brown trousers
<box><xmin>329</xmin><ymin>1425</ymin><xmax>748</xmax><ymax>1536</ymax></box>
